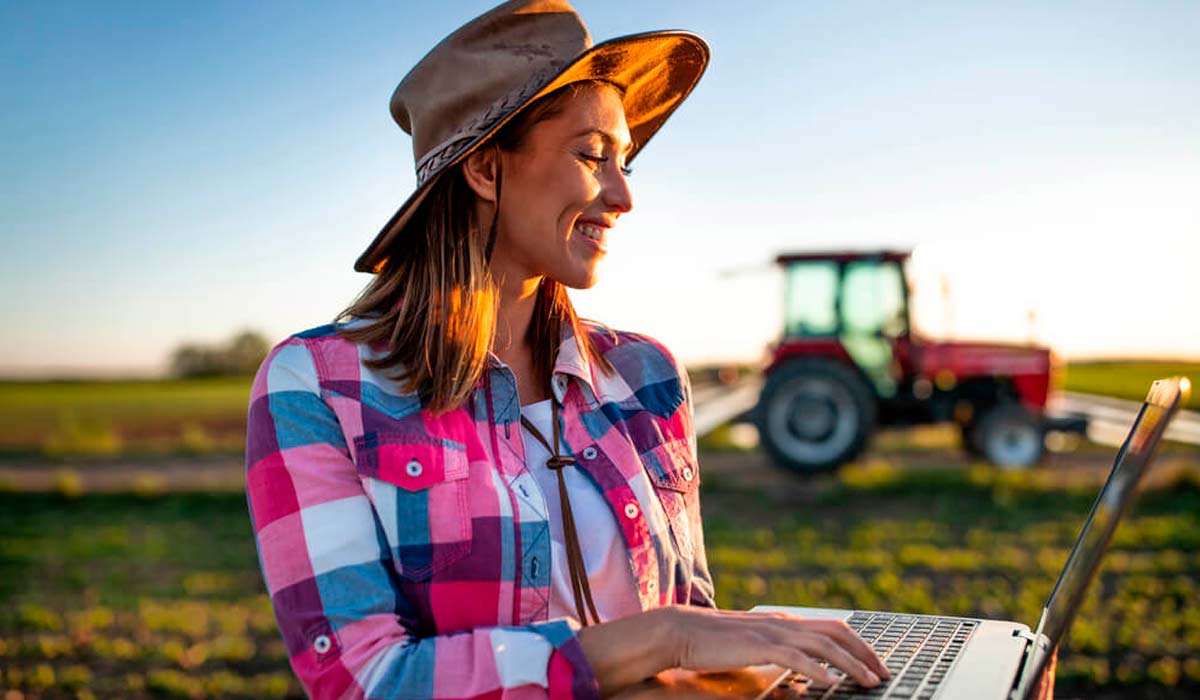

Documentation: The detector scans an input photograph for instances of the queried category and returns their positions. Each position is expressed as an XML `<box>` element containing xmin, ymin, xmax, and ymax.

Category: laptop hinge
<box><xmin>1012</xmin><ymin>629</ymin><xmax>1039</xmax><ymax>645</ymax></box>
<box><xmin>1004</xmin><ymin>629</ymin><xmax>1038</xmax><ymax>700</ymax></box>
<box><xmin>1008</xmin><ymin>630</ymin><xmax>1053</xmax><ymax>700</ymax></box>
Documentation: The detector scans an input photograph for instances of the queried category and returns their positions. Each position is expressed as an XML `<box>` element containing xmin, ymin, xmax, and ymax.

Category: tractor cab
<box><xmin>780</xmin><ymin>251</ymin><xmax>912</xmax><ymax>399</ymax></box>
<box><xmin>758</xmin><ymin>249</ymin><xmax>1078</xmax><ymax>474</ymax></box>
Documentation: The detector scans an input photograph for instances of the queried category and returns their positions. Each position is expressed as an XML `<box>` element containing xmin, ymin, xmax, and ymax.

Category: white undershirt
<box><xmin>519</xmin><ymin>399</ymin><xmax>642</xmax><ymax>623</ymax></box>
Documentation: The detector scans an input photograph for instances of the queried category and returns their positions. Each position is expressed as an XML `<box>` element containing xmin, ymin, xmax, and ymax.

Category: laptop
<box><xmin>751</xmin><ymin>376</ymin><xmax>1189</xmax><ymax>700</ymax></box>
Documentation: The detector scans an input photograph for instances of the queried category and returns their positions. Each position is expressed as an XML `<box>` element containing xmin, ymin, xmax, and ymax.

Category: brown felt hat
<box><xmin>354</xmin><ymin>0</ymin><xmax>710</xmax><ymax>273</ymax></box>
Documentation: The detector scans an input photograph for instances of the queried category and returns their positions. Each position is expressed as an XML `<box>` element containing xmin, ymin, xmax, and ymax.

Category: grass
<box><xmin>0</xmin><ymin>491</ymin><xmax>299</xmax><ymax>699</ymax></box>
<box><xmin>2</xmin><ymin>455</ymin><xmax>1199</xmax><ymax>698</ymax></box>
<box><xmin>1064</xmin><ymin>361</ymin><xmax>1199</xmax><ymax>409</ymax></box>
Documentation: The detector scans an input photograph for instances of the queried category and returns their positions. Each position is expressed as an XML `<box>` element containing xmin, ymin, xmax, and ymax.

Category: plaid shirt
<box><xmin>246</xmin><ymin>322</ymin><xmax>715</xmax><ymax>700</ymax></box>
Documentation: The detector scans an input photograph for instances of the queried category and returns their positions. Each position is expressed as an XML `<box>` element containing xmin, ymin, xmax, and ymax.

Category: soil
<box><xmin>1</xmin><ymin>439</ymin><xmax>1195</xmax><ymax>495</ymax></box>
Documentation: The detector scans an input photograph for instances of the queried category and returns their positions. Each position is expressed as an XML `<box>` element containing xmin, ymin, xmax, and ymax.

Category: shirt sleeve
<box><xmin>245</xmin><ymin>337</ymin><xmax>601</xmax><ymax>700</ymax></box>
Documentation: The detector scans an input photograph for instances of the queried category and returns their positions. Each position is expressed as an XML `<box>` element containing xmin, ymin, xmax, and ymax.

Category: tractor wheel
<box><xmin>973</xmin><ymin>403</ymin><xmax>1044</xmax><ymax>470</ymax></box>
<box><xmin>756</xmin><ymin>359</ymin><xmax>876</xmax><ymax>474</ymax></box>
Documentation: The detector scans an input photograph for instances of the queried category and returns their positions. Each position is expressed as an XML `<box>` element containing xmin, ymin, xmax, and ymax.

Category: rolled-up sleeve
<box><xmin>245</xmin><ymin>337</ymin><xmax>600</xmax><ymax>700</ymax></box>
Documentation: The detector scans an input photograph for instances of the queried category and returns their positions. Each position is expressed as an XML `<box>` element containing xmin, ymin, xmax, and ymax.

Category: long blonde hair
<box><xmin>337</xmin><ymin>83</ymin><xmax>615</xmax><ymax>413</ymax></box>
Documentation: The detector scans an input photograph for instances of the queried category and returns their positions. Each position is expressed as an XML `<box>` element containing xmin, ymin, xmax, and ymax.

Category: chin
<box><xmin>549</xmin><ymin>262</ymin><xmax>604</xmax><ymax>290</ymax></box>
<box><xmin>554</xmin><ymin>268</ymin><xmax>601</xmax><ymax>290</ymax></box>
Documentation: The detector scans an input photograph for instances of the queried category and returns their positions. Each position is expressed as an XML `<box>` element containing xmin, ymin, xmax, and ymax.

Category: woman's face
<box><xmin>490</xmin><ymin>83</ymin><xmax>634</xmax><ymax>290</ymax></box>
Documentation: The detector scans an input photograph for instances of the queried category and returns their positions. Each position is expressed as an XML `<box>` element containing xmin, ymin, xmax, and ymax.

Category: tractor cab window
<box><xmin>842</xmin><ymin>261</ymin><xmax>907</xmax><ymax>338</ymax></box>
<box><xmin>784</xmin><ymin>261</ymin><xmax>839</xmax><ymax>337</ymax></box>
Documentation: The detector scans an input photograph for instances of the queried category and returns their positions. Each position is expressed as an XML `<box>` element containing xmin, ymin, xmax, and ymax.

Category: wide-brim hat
<box><xmin>354</xmin><ymin>0</ymin><xmax>710</xmax><ymax>273</ymax></box>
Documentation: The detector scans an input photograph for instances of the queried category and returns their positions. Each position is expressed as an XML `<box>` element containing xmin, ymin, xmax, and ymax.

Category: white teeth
<box><xmin>575</xmin><ymin>223</ymin><xmax>603</xmax><ymax>241</ymax></box>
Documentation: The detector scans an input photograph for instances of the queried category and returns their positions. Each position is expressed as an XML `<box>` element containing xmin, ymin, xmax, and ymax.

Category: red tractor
<box><xmin>756</xmin><ymin>250</ymin><xmax>1085</xmax><ymax>473</ymax></box>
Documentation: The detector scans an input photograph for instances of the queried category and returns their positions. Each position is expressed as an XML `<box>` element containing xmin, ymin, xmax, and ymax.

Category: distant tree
<box><xmin>170</xmin><ymin>344</ymin><xmax>224</xmax><ymax>378</ymax></box>
<box><xmin>222</xmin><ymin>330</ymin><xmax>272</xmax><ymax>375</ymax></box>
<box><xmin>170</xmin><ymin>330</ymin><xmax>272</xmax><ymax>378</ymax></box>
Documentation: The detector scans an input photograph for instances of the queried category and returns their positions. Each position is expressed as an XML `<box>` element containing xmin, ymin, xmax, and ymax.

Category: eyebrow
<box><xmin>572</xmin><ymin>128</ymin><xmax>635</xmax><ymax>156</ymax></box>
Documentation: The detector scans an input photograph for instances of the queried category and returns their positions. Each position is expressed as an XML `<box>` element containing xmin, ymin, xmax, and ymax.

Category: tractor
<box><xmin>755</xmin><ymin>250</ymin><xmax>1086</xmax><ymax>474</ymax></box>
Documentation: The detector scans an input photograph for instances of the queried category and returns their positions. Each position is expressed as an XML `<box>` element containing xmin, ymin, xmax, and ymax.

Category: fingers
<box><xmin>805</xmin><ymin>619</ymin><xmax>891</xmax><ymax>679</ymax></box>
<box><xmin>792</xmin><ymin>631</ymin><xmax>881</xmax><ymax>688</ymax></box>
<box><xmin>772</xmin><ymin>645</ymin><xmax>843</xmax><ymax>687</ymax></box>
<box><xmin>758</xmin><ymin>617</ymin><xmax>889</xmax><ymax>687</ymax></box>
<box><xmin>669</xmin><ymin>608</ymin><xmax>890</xmax><ymax>689</ymax></box>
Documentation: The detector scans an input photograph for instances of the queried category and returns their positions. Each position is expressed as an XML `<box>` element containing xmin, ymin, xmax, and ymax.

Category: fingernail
<box><xmin>824</xmin><ymin>670</ymin><xmax>839</xmax><ymax>684</ymax></box>
<box><xmin>866</xmin><ymin>672</ymin><xmax>881</xmax><ymax>686</ymax></box>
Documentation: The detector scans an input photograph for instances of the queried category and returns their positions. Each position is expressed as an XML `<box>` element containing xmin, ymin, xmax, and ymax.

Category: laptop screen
<box><xmin>1035</xmin><ymin>378</ymin><xmax>1183</xmax><ymax>647</ymax></box>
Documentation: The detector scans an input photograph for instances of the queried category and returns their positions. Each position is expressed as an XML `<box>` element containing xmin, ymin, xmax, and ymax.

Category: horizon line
<box><xmin>4</xmin><ymin>353</ymin><xmax>1200</xmax><ymax>382</ymax></box>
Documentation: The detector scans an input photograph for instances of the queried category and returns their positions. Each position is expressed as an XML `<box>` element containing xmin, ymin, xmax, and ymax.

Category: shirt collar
<box><xmin>551</xmin><ymin>321</ymin><xmax>596</xmax><ymax>404</ymax></box>
<box><xmin>481</xmin><ymin>322</ymin><xmax>598</xmax><ymax>404</ymax></box>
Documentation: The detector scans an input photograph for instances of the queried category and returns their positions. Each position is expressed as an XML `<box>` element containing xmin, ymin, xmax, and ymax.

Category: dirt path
<box><xmin>698</xmin><ymin>439</ymin><xmax>1200</xmax><ymax>498</ymax></box>
<box><xmin>0</xmin><ymin>455</ymin><xmax>245</xmax><ymax>492</ymax></box>
<box><xmin>1</xmin><ymin>438</ymin><xmax>1195</xmax><ymax>494</ymax></box>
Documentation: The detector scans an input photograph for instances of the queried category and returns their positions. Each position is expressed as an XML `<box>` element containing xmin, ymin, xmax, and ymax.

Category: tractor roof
<box><xmin>775</xmin><ymin>250</ymin><xmax>912</xmax><ymax>265</ymax></box>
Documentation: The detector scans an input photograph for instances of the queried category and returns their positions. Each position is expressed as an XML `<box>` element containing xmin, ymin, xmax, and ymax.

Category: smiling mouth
<box><xmin>573</xmin><ymin>221</ymin><xmax>609</xmax><ymax>253</ymax></box>
<box><xmin>575</xmin><ymin>222</ymin><xmax>605</xmax><ymax>242</ymax></box>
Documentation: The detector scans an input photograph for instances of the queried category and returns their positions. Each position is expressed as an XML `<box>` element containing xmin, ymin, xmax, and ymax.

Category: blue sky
<box><xmin>2</xmin><ymin>1</ymin><xmax>1198</xmax><ymax>376</ymax></box>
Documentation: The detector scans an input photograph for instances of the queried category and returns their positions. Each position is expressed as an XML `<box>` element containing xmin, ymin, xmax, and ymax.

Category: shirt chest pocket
<box><xmin>640</xmin><ymin>438</ymin><xmax>700</xmax><ymax>560</ymax></box>
<box><xmin>353</xmin><ymin>431</ymin><xmax>473</xmax><ymax>581</ymax></box>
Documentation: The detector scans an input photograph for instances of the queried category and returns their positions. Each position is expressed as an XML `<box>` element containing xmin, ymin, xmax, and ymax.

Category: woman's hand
<box><xmin>577</xmin><ymin>606</ymin><xmax>890</xmax><ymax>697</ymax></box>
<box><xmin>666</xmin><ymin>607</ymin><xmax>889</xmax><ymax>687</ymax></box>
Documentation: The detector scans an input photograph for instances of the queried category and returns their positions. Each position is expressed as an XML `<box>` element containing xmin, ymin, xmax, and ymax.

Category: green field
<box><xmin>2</xmin><ymin>460</ymin><xmax>1198</xmax><ymax>698</ymax></box>
<box><xmin>0</xmin><ymin>378</ymin><xmax>252</xmax><ymax>458</ymax></box>
<box><xmin>1063</xmin><ymin>361</ymin><xmax>1199</xmax><ymax>410</ymax></box>
<box><xmin>0</xmin><ymin>490</ymin><xmax>298</xmax><ymax>698</ymax></box>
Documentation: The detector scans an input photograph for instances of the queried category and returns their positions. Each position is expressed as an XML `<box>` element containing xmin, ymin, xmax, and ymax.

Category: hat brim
<box><xmin>354</xmin><ymin>31</ymin><xmax>710</xmax><ymax>273</ymax></box>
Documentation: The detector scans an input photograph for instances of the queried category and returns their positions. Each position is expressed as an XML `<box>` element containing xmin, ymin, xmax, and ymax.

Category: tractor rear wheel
<box><xmin>757</xmin><ymin>359</ymin><xmax>876</xmax><ymax>474</ymax></box>
<box><xmin>973</xmin><ymin>403</ymin><xmax>1044</xmax><ymax>470</ymax></box>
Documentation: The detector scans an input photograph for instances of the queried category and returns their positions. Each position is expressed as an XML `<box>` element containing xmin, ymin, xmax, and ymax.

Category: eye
<box><xmin>577</xmin><ymin>153</ymin><xmax>633</xmax><ymax>177</ymax></box>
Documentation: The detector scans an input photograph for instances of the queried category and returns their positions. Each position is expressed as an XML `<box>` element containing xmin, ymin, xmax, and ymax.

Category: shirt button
<box><xmin>406</xmin><ymin>459</ymin><xmax>423</xmax><ymax>478</ymax></box>
<box><xmin>624</xmin><ymin>502</ymin><xmax>639</xmax><ymax>519</ymax></box>
<box><xmin>682</xmin><ymin>467</ymin><xmax>694</xmax><ymax>481</ymax></box>
<box><xmin>313</xmin><ymin>634</ymin><xmax>332</xmax><ymax>654</ymax></box>
<box><xmin>647</xmin><ymin>579</ymin><xmax>657</xmax><ymax>592</ymax></box>
<box><xmin>582</xmin><ymin>447</ymin><xmax>598</xmax><ymax>460</ymax></box>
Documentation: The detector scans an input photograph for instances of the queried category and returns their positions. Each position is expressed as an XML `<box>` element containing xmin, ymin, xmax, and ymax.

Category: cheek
<box><xmin>502</xmin><ymin>158</ymin><xmax>599</xmax><ymax>249</ymax></box>
<box><xmin>528</xmin><ymin>178</ymin><xmax>592</xmax><ymax>236</ymax></box>
<box><xmin>555</xmin><ymin>176</ymin><xmax>601</xmax><ymax>229</ymax></box>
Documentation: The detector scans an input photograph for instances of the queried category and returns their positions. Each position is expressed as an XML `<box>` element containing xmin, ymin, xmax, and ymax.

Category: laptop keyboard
<box><xmin>791</xmin><ymin>612</ymin><xmax>979</xmax><ymax>699</ymax></box>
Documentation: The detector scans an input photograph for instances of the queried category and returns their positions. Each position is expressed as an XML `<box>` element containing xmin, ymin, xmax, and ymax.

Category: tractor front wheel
<box><xmin>757</xmin><ymin>359</ymin><xmax>876</xmax><ymax>474</ymax></box>
<box><xmin>972</xmin><ymin>403</ymin><xmax>1044</xmax><ymax>470</ymax></box>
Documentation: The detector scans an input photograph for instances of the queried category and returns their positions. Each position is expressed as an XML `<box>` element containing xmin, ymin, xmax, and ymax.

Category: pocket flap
<box><xmin>353</xmin><ymin>432</ymin><xmax>469</xmax><ymax>491</ymax></box>
<box><xmin>641</xmin><ymin>438</ymin><xmax>700</xmax><ymax>493</ymax></box>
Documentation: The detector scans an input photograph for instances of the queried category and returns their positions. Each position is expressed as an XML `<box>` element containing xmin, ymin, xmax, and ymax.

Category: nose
<box><xmin>602</xmin><ymin>165</ymin><xmax>634</xmax><ymax>214</ymax></box>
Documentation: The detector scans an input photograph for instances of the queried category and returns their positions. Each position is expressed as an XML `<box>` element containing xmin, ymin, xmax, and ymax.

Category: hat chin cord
<box><xmin>484</xmin><ymin>160</ymin><xmax>503</xmax><ymax>265</ymax></box>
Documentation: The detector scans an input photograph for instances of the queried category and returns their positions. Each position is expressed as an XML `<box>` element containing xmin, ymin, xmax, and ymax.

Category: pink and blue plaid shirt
<box><xmin>246</xmin><ymin>321</ymin><xmax>714</xmax><ymax>699</ymax></box>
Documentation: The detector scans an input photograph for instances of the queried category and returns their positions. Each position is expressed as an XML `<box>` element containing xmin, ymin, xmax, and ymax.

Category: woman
<box><xmin>246</xmin><ymin>1</ymin><xmax>890</xmax><ymax>698</ymax></box>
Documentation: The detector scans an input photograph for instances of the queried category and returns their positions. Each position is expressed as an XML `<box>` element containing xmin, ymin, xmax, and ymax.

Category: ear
<box><xmin>461</xmin><ymin>146</ymin><xmax>499</xmax><ymax>203</ymax></box>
